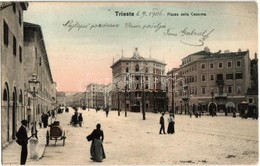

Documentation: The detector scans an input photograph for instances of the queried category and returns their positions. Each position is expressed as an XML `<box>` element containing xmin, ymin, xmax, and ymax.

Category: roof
<box><xmin>189</xmin><ymin>50</ymin><xmax>212</xmax><ymax>56</ymax></box>
<box><xmin>111</xmin><ymin>48</ymin><xmax>166</xmax><ymax>67</ymax></box>
<box><xmin>24</xmin><ymin>22</ymin><xmax>54</xmax><ymax>83</ymax></box>
<box><xmin>201</xmin><ymin>51</ymin><xmax>249</xmax><ymax>59</ymax></box>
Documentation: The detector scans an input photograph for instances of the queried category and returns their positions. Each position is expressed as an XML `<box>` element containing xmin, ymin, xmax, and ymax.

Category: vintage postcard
<box><xmin>1</xmin><ymin>1</ymin><xmax>258</xmax><ymax>165</ymax></box>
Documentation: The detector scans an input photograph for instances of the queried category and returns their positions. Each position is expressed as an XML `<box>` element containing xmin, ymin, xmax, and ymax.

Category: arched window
<box><xmin>126</xmin><ymin>67</ymin><xmax>129</xmax><ymax>73</ymax></box>
<box><xmin>19</xmin><ymin>89</ymin><xmax>23</xmax><ymax>103</ymax></box>
<box><xmin>135</xmin><ymin>64</ymin><xmax>139</xmax><ymax>72</ymax></box>
<box><xmin>3</xmin><ymin>83</ymin><xmax>9</xmax><ymax>101</ymax></box>
<box><xmin>3</xmin><ymin>89</ymin><xmax>8</xmax><ymax>101</ymax></box>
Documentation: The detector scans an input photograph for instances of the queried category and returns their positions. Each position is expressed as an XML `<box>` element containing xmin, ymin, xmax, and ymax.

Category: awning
<box><xmin>225</xmin><ymin>101</ymin><xmax>235</xmax><ymax>108</ymax></box>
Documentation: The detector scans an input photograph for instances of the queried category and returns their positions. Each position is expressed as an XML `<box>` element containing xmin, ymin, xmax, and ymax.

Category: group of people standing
<box><xmin>159</xmin><ymin>112</ymin><xmax>175</xmax><ymax>134</ymax></box>
<box><xmin>71</xmin><ymin>111</ymin><xmax>84</xmax><ymax>127</ymax></box>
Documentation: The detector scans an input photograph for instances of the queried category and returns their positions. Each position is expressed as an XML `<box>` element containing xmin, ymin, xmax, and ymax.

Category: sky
<box><xmin>23</xmin><ymin>2</ymin><xmax>258</xmax><ymax>92</ymax></box>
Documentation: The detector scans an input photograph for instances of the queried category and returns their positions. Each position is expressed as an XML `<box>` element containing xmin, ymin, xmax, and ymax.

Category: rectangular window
<box><xmin>19</xmin><ymin>46</ymin><xmax>22</xmax><ymax>62</ymax></box>
<box><xmin>210</xmin><ymin>74</ymin><xmax>214</xmax><ymax>81</ymax></box>
<box><xmin>226</xmin><ymin>74</ymin><xmax>233</xmax><ymax>80</ymax></box>
<box><xmin>13</xmin><ymin>36</ymin><xmax>17</xmax><ymax>56</ymax></box>
<box><xmin>202</xmin><ymin>87</ymin><xmax>206</xmax><ymax>94</ymax></box>
<box><xmin>227</xmin><ymin>86</ymin><xmax>232</xmax><ymax>93</ymax></box>
<box><xmin>227</xmin><ymin>61</ymin><xmax>232</xmax><ymax>68</ymax></box>
<box><xmin>235</xmin><ymin>73</ymin><xmax>243</xmax><ymax>79</ymax></box>
<box><xmin>218</xmin><ymin>62</ymin><xmax>223</xmax><ymax>68</ymax></box>
<box><xmin>201</xmin><ymin>63</ymin><xmax>206</xmax><ymax>69</ymax></box>
<box><xmin>210</xmin><ymin>63</ymin><xmax>214</xmax><ymax>69</ymax></box>
<box><xmin>4</xmin><ymin>20</ymin><xmax>9</xmax><ymax>46</ymax></box>
<box><xmin>202</xmin><ymin>75</ymin><xmax>206</xmax><ymax>82</ymax></box>
<box><xmin>217</xmin><ymin>74</ymin><xmax>223</xmax><ymax>80</ymax></box>
<box><xmin>237</xmin><ymin>60</ymin><xmax>241</xmax><ymax>67</ymax></box>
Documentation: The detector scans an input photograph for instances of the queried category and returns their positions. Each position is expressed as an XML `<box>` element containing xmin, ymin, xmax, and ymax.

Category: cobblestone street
<box><xmin>23</xmin><ymin>108</ymin><xmax>259</xmax><ymax>165</ymax></box>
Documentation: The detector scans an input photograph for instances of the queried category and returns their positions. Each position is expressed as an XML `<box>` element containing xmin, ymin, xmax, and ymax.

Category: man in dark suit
<box><xmin>159</xmin><ymin>113</ymin><xmax>166</xmax><ymax>134</ymax></box>
<box><xmin>17</xmin><ymin>120</ymin><xmax>29</xmax><ymax>165</ymax></box>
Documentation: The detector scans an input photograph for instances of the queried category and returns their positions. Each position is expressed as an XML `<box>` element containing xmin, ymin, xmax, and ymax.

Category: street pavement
<box><xmin>2</xmin><ymin>117</ymin><xmax>53</xmax><ymax>165</ymax></box>
<box><xmin>2</xmin><ymin>108</ymin><xmax>259</xmax><ymax>165</ymax></box>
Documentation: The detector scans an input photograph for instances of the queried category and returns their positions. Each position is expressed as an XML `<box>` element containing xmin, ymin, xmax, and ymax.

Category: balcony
<box><xmin>216</xmin><ymin>79</ymin><xmax>224</xmax><ymax>86</ymax></box>
<box><xmin>181</xmin><ymin>95</ymin><xmax>190</xmax><ymax>101</ymax></box>
<box><xmin>214</xmin><ymin>93</ymin><xmax>227</xmax><ymax>99</ymax></box>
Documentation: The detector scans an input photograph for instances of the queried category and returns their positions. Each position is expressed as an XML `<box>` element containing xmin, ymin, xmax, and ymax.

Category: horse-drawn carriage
<box><xmin>46</xmin><ymin>121</ymin><xmax>66</xmax><ymax>146</ymax></box>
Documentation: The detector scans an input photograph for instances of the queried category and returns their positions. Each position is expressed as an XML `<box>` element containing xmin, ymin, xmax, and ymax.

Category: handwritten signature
<box><xmin>179</xmin><ymin>28</ymin><xmax>215</xmax><ymax>46</ymax></box>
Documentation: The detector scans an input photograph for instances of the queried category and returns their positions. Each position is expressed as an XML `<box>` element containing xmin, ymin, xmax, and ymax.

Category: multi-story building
<box><xmin>56</xmin><ymin>91</ymin><xmax>66</xmax><ymax>106</ymax></box>
<box><xmin>23</xmin><ymin>22</ymin><xmax>56</xmax><ymax>123</ymax></box>
<box><xmin>167</xmin><ymin>48</ymin><xmax>252</xmax><ymax>116</ymax></box>
<box><xmin>104</xmin><ymin>83</ymin><xmax>112</xmax><ymax>109</ymax></box>
<box><xmin>86</xmin><ymin>83</ymin><xmax>105</xmax><ymax>109</ymax></box>
<box><xmin>246</xmin><ymin>53</ymin><xmax>258</xmax><ymax>115</ymax></box>
<box><xmin>1</xmin><ymin>2</ymin><xmax>29</xmax><ymax>147</ymax></box>
<box><xmin>1</xmin><ymin>3</ymin><xmax>58</xmax><ymax>148</ymax></box>
<box><xmin>111</xmin><ymin>48</ymin><xmax>167</xmax><ymax>115</ymax></box>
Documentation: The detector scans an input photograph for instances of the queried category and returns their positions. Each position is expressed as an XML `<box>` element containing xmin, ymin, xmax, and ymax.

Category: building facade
<box><xmin>56</xmin><ymin>91</ymin><xmax>66</xmax><ymax>107</ymax></box>
<box><xmin>1</xmin><ymin>2</ymin><xmax>29</xmax><ymax>147</ymax></box>
<box><xmin>24</xmin><ymin>22</ymin><xmax>56</xmax><ymax>123</ymax></box>
<box><xmin>167</xmin><ymin>48</ymin><xmax>252</xmax><ymax>116</ymax></box>
<box><xmin>1</xmin><ymin>3</ymin><xmax>57</xmax><ymax>148</ymax></box>
<box><xmin>86</xmin><ymin>83</ymin><xmax>105</xmax><ymax>109</ymax></box>
<box><xmin>111</xmin><ymin>48</ymin><xmax>167</xmax><ymax>114</ymax></box>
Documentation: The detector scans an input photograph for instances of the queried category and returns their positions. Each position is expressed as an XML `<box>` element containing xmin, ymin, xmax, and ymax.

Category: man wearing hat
<box><xmin>16</xmin><ymin>120</ymin><xmax>29</xmax><ymax>165</ymax></box>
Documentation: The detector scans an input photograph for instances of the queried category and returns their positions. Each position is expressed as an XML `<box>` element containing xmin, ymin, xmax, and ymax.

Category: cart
<box><xmin>46</xmin><ymin>121</ymin><xmax>66</xmax><ymax>146</ymax></box>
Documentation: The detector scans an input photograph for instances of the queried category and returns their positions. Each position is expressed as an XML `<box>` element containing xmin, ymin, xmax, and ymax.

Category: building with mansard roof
<box><xmin>167</xmin><ymin>48</ymin><xmax>253</xmax><ymax>116</ymax></box>
<box><xmin>111</xmin><ymin>48</ymin><xmax>167</xmax><ymax>117</ymax></box>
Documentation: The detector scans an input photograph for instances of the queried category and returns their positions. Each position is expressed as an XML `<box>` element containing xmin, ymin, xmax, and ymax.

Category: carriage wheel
<box><xmin>63</xmin><ymin>131</ymin><xmax>66</xmax><ymax>146</ymax></box>
<box><xmin>46</xmin><ymin>130</ymin><xmax>50</xmax><ymax>146</ymax></box>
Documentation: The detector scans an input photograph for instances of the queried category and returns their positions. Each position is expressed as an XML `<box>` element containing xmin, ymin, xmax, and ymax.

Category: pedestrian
<box><xmin>65</xmin><ymin>107</ymin><xmax>69</xmax><ymax>113</ymax></box>
<box><xmin>105</xmin><ymin>107</ymin><xmax>109</xmax><ymax>117</ymax></box>
<box><xmin>87</xmin><ymin>123</ymin><xmax>106</xmax><ymax>162</ymax></box>
<box><xmin>16</xmin><ymin>120</ymin><xmax>30</xmax><ymax>165</ymax></box>
<box><xmin>72</xmin><ymin>111</ymin><xmax>78</xmax><ymax>126</ymax></box>
<box><xmin>43</xmin><ymin>113</ymin><xmax>49</xmax><ymax>128</ymax></box>
<box><xmin>78</xmin><ymin>113</ymin><xmax>83</xmax><ymax>127</ymax></box>
<box><xmin>51</xmin><ymin>110</ymin><xmax>55</xmax><ymax>118</ymax></box>
<box><xmin>159</xmin><ymin>112</ymin><xmax>166</xmax><ymax>134</ymax></box>
<box><xmin>167</xmin><ymin>114</ymin><xmax>175</xmax><ymax>134</ymax></box>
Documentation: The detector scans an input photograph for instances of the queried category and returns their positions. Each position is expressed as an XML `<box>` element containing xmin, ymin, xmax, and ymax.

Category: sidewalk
<box><xmin>2</xmin><ymin>121</ymin><xmax>50</xmax><ymax>165</ymax></box>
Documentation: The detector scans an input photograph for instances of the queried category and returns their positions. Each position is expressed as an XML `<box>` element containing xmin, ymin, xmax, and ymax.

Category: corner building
<box><xmin>111</xmin><ymin>48</ymin><xmax>167</xmax><ymax>113</ymax></box>
<box><xmin>168</xmin><ymin>48</ymin><xmax>251</xmax><ymax>115</ymax></box>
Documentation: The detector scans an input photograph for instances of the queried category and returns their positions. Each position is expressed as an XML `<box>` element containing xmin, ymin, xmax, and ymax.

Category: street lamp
<box><xmin>125</xmin><ymin>85</ymin><xmax>127</xmax><ymax>117</ymax></box>
<box><xmin>115</xmin><ymin>83</ymin><xmax>120</xmax><ymax>116</ymax></box>
<box><xmin>211</xmin><ymin>88</ymin><xmax>214</xmax><ymax>117</ymax></box>
<box><xmin>28</xmin><ymin>74</ymin><xmax>40</xmax><ymax>159</ymax></box>
<box><xmin>168</xmin><ymin>72</ymin><xmax>178</xmax><ymax>115</ymax></box>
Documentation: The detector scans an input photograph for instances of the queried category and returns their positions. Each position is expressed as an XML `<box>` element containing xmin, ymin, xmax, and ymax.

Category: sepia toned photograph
<box><xmin>1</xmin><ymin>1</ymin><xmax>258</xmax><ymax>165</ymax></box>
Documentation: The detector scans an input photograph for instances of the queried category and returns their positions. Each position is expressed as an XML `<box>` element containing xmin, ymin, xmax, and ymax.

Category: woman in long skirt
<box><xmin>167</xmin><ymin>114</ymin><xmax>175</xmax><ymax>134</ymax></box>
<box><xmin>88</xmin><ymin>124</ymin><xmax>106</xmax><ymax>162</ymax></box>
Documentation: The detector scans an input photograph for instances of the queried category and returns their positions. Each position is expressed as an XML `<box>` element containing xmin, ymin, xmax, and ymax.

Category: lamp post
<box><xmin>170</xmin><ymin>72</ymin><xmax>178</xmax><ymax>115</ymax></box>
<box><xmin>116</xmin><ymin>83</ymin><xmax>120</xmax><ymax>116</ymax></box>
<box><xmin>125</xmin><ymin>85</ymin><xmax>127</xmax><ymax>117</ymax></box>
<box><xmin>211</xmin><ymin>88</ymin><xmax>214</xmax><ymax>117</ymax></box>
<box><xmin>28</xmin><ymin>74</ymin><xmax>40</xmax><ymax>159</ymax></box>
